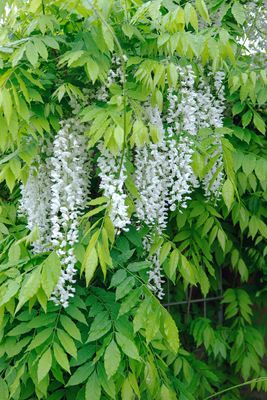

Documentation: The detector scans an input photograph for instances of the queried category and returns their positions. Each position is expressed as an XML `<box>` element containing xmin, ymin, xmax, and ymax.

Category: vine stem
<box><xmin>41</xmin><ymin>0</ymin><xmax>45</xmax><ymax>15</ymax></box>
<box><xmin>203</xmin><ymin>377</ymin><xmax>267</xmax><ymax>400</ymax></box>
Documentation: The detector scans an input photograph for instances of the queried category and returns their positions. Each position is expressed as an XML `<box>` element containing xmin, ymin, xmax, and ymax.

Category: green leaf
<box><xmin>232</xmin><ymin>102</ymin><xmax>245</xmax><ymax>116</ymax></box>
<box><xmin>87</xmin><ymin>312</ymin><xmax>112</xmax><ymax>342</ymax></box>
<box><xmin>0</xmin><ymin>280</ymin><xmax>20</xmax><ymax>307</ymax></box>
<box><xmin>144</xmin><ymin>361</ymin><xmax>158</xmax><ymax>397</ymax></box>
<box><xmin>26</xmin><ymin>41</ymin><xmax>39</xmax><ymax>66</ymax></box>
<box><xmin>42</xmin><ymin>36</ymin><xmax>59</xmax><ymax>50</ymax></box>
<box><xmin>241</xmin><ymin>110</ymin><xmax>252</xmax><ymax>128</ymax></box>
<box><xmin>160</xmin><ymin>384</ymin><xmax>176</xmax><ymax>400</ymax></box>
<box><xmin>27</xmin><ymin>327</ymin><xmax>53</xmax><ymax>350</ymax></box>
<box><xmin>66</xmin><ymin>305</ymin><xmax>88</xmax><ymax>326</ymax></box>
<box><xmin>161</xmin><ymin>308</ymin><xmax>179</xmax><ymax>353</ymax></box>
<box><xmin>37</xmin><ymin>347</ymin><xmax>52</xmax><ymax>382</ymax></box>
<box><xmin>29</xmin><ymin>0</ymin><xmax>42</xmax><ymax>13</ymax></box>
<box><xmin>86</xmin><ymin>58</ymin><xmax>99</xmax><ymax>83</ymax></box>
<box><xmin>104</xmin><ymin>340</ymin><xmax>121</xmax><ymax>379</ymax></box>
<box><xmin>127</xmin><ymin>261</ymin><xmax>151</xmax><ymax>272</ymax></box>
<box><xmin>255</xmin><ymin>158</ymin><xmax>267</xmax><ymax>181</ymax></box>
<box><xmin>195</xmin><ymin>0</ymin><xmax>211</xmax><ymax>23</ymax></box>
<box><xmin>253</xmin><ymin>112</ymin><xmax>266</xmax><ymax>134</ymax></box>
<box><xmin>242</xmin><ymin>154</ymin><xmax>256</xmax><ymax>176</ymax></box>
<box><xmin>118</xmin><ymin>287</ymin><xmax>142</xmax><ymax>317</ymax></box>
<box><xmin>0</xmin><ymin>378</ymin><xmax>9</xmax><ymax>400</ymax></box>
<box><xmin>113</xmin><ymin>125</ymin><xmax>124</xmax><ymax>150</ymax></box>
<box><xmin>82</xmin><ymin>245</ymin><xmax>98</xmax><ymax>286</ymax></box>
<box><xmin>60</xmin><ymin>314</ymin><xmax>82</xmax><ymax>342</ymax></box>
<box><xmin>115</xmin><ymin>332</ymin><xmax>140</xmax><ymax>361</ymax></box>
<box><xmin>33</xmin><ymin>38</ymin><xmax>48</xmax><ymax>60</ymax></box>
<box><xmin>159</xmin><ymin>242</ymin><xmax>172</xmax><ymax>265</ymax></box>
<box><xmin>57</xmin><ymin>328</ymin><xmax>77</xmax><ymax>358</ymax></box>
<box><xmin>85</xmin><ymin>371</ymin><xmax>101</xmax><ymax>400</ymax></box>
<box><xmin>222</xmin><ymin>178</ymin><xmax>234</xmax><ymax>210</ymax></box>
<box><xmin>179</xmin><ymin>255</ymin><xmax>197</xmax><ymax>285</ymax></box>
<box><xmin>66</xmin><ymin>362</ymin><xmax>94</xmax><ymax>386</ymax></box>
<box><xmin>110</xmin><ymin>269</ymin><xmax>127</xmax><ymax>288</ymax></box>
<box><xmin>116</xmin><ymin>276</ymin><xmax>135</xmax><ymax>301</ymax></box>
<box><xmin>53</xmin><ymin>342</ymin><xmax>70</xmax><ymax>373</ymax></box>
<box><xmin>98</xmin><ymin>363</ymin><xmax>116</xmax><ymax>399</ymax></box>
<box><xmin>16</xmin><ymin>266</ymin><xmax>42</xmax><ymax>312</ymax></box>
<box><xmin>121</xmin><ymin>377</ymin><xmax>134</xmax><ymax>400</ymax></box>
<box><xmin>2</xmin><ymin>88</ymin><xmax>13</xmax><ymax>125</ymax></box>
<box><xmin>102</xmin><ymin>24</ymin><xmax>114</xmax><ymax>52</ymax></box>
<box><xmin>231</xmin><ymin>2</ymin><xmax>246</xmax><ymax>25</ymax></box>
<box><xmin>217</xmin><ymin>229</ymin><xmax>226</xmax><ymax>252</ymax></box>
<box><xmin>41</xmin><ymin>252</ymin><xmax>61</xmax><ymax>298</ymax></box>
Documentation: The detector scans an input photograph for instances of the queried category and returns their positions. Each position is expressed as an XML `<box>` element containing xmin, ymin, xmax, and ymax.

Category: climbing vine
<box><xmin>0</xmin><ymin>0</ymin><xmax>266</xmax><ymax>399</ymax></box>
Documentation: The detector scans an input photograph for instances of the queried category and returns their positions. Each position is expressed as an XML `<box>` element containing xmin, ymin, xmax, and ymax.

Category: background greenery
<box><xmin>0</xmin><ymin>0</ymin><xmax>266</xmax><ymax>399</ymax></box>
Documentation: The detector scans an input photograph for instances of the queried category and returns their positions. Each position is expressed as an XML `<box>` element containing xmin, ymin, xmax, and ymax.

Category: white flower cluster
<box><xmin>143</xmin><ymin>235</ymin><xmax>165</xmax><ymax>300</ymax></box>
<box><xmin>167</xmin><ymin>65</ymin><xmax>198</xmax><ymax>136</ymax></box>
<box><xmin>147</xmin><ymin>251</ymin><xmax>165</xmax><ymax>300</ymax></box>
<box><xmin>167</xmin><ymin>138</ymin><xmax>199</xmax><ymax>211</ymax></box>
<box><xmin>134</xmin><ymin>138</ymin><xmax>170</xmax><ymax>232</ymax></box>
<box><xmin>19</xmin><ymin>157</ymin><xmax>52</xmax><ymax>254</ymax></box>
<box><xmin>134</xmin><ymin>66</ymin><xmax>226</xmax><ymax>232</ymax></box>
<box><xmin>19</xmin><ymin>95</ymin><xmax>91</xmax><ymax>308</ymax></box>
<box><xmin>50</xmin><ymin>117</ymin><xmax>90</xmax><ymax>308</ymax></box>
<box><xmin>97</xmin><ymin>143</ymin><xmax>130</xmax><ymax>231</ymax></box>
<box><xmin>134</xmin><ymin>103</ymin><xmax>198</xmax><ymax>233</ymax></box>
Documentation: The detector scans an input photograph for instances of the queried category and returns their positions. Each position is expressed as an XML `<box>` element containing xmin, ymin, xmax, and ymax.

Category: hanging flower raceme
<box><xmin>134</xmin><ymin>138</ymin><xmax>170</xmax><ymax>233</ymax></box>
<box><xmin>97</xmin><ymin>143</ymin><xmax>130</xmax><ymax>232</ymax></box>
<box><xmin>50</xmin><ymin>117</ymin><xmax>90</xmax><ymax>308</ymax></box>
<box><xmin>143</xmin><ymin>234</ymin><xmax>165</xmax><ymax>300</ymax></box>
<box><xmin>134</xmin><ymin>102</ymin><xmax>198</xmax><ymax>234</ymax></box>
<box><xmin>19</xmin><ymin>143</ymin><xmax>52</xmax><ymax>254</ymax></box>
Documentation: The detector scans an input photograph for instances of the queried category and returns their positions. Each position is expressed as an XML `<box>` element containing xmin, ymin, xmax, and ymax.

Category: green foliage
<box><xmin>0</xmin><ymin>0</ymin><xmax>266</xmax><ymax>399</ymax></box>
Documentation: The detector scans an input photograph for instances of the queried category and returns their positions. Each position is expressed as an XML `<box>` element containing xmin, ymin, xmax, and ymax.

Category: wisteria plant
<box><xmin>0</xmin><ymin>0</ymin><xmax>266</xmax><ymax>399</ymax></box>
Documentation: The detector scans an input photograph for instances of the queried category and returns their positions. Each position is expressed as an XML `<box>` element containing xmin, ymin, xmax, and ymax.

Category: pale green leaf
<box><xmin>53</xmin><ymin>342</ymin><xmax>70</xmax><ymax>373</ymax></box>
<box><xmin>27</xmin><ymin>327</ymin><xmax>53</xmax><ymax>350</ymax></box>
<box><xmin>104</xmin><ymin>340</ymin><xmax>121</xmax><ymax>379</ymax></box>
<box><xmin>115</xmin><ymin>332</ymin><xmax>140</xmax><ymax>360</ymax></box>
<box><xmin>85</xmin><ymin>371</ymin><xmax>101</xmax><ymax>400</ymax></box>
<box><xmin>60</xmin><ymin>314</ymin><xmax>82</xmax><ymax>342</ymax></box>
<box><xmin>232</xmin><ymin>2</ymin><xmax>246</xmax><ymax>25</ymax></box>
<box><xmin>26</xmin><ymin>41</ymin><xmax>39</xmax><ymax>66</ymax></box>
<box><xmin>16</xmin><ymin>266</ymin><xmax>42</xmax><ymax>312</ymax></box>
<box><xmin>57</xmin><ymin>328</ymin><xmax>77</xmax><ymax>358</ymax></box>
<box><xmin>222</xmin><ymin>178</ymin><xmax>234</xmax><ymax>210</ymax></box>
<box><xmin>37</xmin><ymin>347</ymin><xmax>52</xmax><ymax>382</ymax></box>
<box><xmin>41</xmin><ymin>252</ymin><xmax>61</xmax><ymax>298</ymax></box>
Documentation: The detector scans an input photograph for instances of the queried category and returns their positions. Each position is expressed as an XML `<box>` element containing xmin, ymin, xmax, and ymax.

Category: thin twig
<box><xmin>42</xmin><ymin>0</ymin><xmax>45</xmax><ymax>15</ymax></box>
<box><xmin>204</xmin><ymin>377</ymin><xmax>267</xmax><ymax>400</ymax></box>
<box><xmin>163</xmin><ymin>296</ymin><xmax>223</xmax><ymax>307</ymax></box>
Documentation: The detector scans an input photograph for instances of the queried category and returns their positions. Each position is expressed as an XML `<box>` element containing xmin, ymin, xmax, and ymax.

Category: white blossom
<box><xmin>97</xmin><ymin>143</ymin><xmax>130</xmax><ymax>231</ymax></box>
<box><xmin>134</xmin><ymin>101</ymin><xmax>198</xmax><ymax>232</ymax></box>
<box><xmin>134</xmin><ymin>139</ymin><xmax>170</xmax><ymax>233</ymax></box>
<box><xmin>143</xmin><ymin>235</ymin><xmax>165</xmax><ymax>300</ymax></box>
<box><xmin>50</xmin><ymin>117</ymin><xmax>90</xmax><ymax>308</ymax></box>
<box><xmin>19</xmin><ymin>143</ymin><xmax>52</xmax><ymax>254</ymax></box>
